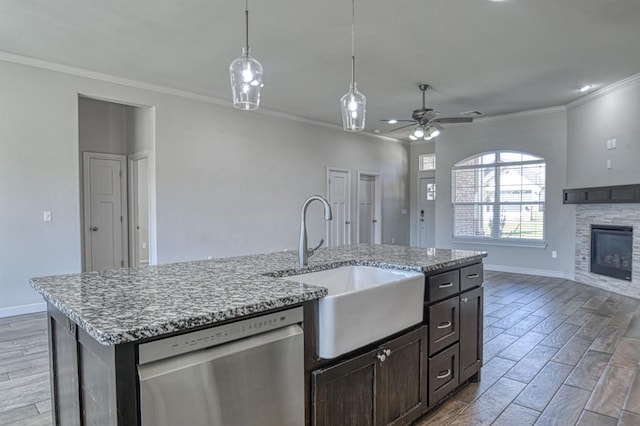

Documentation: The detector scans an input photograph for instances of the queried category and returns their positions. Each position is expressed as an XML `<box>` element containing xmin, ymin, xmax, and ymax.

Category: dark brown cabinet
<box><xmin>311</xmin><ymin>326</ymin><xmax>427</xmax><ymax>426</ymax></box>
<box><xmin>424</xmin><ymin>263</ymin><xmax>483</xmax><ymax>407</ymax></box>
<box><xmin>459</xmin><ymin>286</ymin><xmax>483</xmax><ymax>383</ymax></box>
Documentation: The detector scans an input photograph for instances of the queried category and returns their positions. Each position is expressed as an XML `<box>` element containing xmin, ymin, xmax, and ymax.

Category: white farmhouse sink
<box><xmin>284</xmin><ymin>266</ymin><xmax>424</xmax><ymax>359</ymax></box>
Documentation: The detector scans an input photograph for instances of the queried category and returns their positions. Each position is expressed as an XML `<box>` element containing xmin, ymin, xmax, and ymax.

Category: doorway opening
<box><xmin>78</xmin><ymin>96</ymin><xmax>156</xmax><ymax>271</ymax></box>
<box><xmin>357</xmin><ymin>171</ymin><xmax>381</xmax><ymax>244</ymax></box>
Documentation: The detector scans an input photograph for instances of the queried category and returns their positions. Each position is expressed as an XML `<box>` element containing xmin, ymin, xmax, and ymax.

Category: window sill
<box><xmin>450</xmin><ymin>238</ymin><xmax>547</xmax><ymax>249</ymax></box>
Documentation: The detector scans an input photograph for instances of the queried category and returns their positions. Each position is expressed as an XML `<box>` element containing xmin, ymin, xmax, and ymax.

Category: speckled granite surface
<box><xmin>30</xmin><ymin>244</ymin><xmax>486</xmax><ymax>345</ymax></box>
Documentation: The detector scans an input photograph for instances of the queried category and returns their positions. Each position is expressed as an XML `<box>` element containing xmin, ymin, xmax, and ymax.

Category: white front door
<box><xmin>358</xmin><ymin>173</ymin><xmax>382</xmax><ymax>244</ymax></box>
<box><xmin>418</xmin><ymin>177</ymin><xmax>436</xmax><ymax>248</ymax></box>
<box><xmin>83</xmin><ymin>153</ymin><xmax>128</xmax><ymax>271</ymax></box>
<box><xmin>327</xmin><ymin>168</ymin><xmax>351</xmax><ymax>247</ymax></box>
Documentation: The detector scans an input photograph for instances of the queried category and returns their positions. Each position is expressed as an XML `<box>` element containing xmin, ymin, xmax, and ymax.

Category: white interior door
<box><xmin>83</xmin><ymin>152</ymin><xmax>128</xmax><ymax>271</ymax></box>
<box><xmin>357</xmin><ymin>172</ymin><xmax>382</xmax><ymax>244</ymax></box>
<box><xmin>327</xmin><ymin>168</ymin><xmax>351</xmax><ymax>247</ymax></box>
<box><xmin>418</xmin><ymin>177</ymin><xmax>436</xmax><ymax>248</ymax></box>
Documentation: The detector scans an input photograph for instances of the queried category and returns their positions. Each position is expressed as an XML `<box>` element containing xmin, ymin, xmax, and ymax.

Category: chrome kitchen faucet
<box><xmin>299</xmin><ymin>195</ymin><xmax>333</xmax><ymax>267</ymax></box>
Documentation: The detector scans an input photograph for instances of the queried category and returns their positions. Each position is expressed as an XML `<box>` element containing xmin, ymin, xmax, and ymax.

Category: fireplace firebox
<box><xmin>590</xmin><ymin>225</ymin><xmax>633</xmax><ymax>281</ymax></box>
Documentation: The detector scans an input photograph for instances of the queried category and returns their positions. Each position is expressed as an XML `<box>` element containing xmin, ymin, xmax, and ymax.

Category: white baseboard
<box><xmin>0</xmin><ymin>302</ymin><xmax>47</xmax><ymax>318</ymax></box>
<box><xmin>484</xmin><ymin>264</ymin><xmax>573</xmax><ymax>280</ymax></box>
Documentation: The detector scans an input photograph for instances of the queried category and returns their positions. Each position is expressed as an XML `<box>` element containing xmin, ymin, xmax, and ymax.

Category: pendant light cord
<box><xmin>351</xmin><ymin>0</ymin><xmax>356</xmax><ymax>85</ymax></box>
<box><xmin>245</xmin><ymin>0</ymin><xmax>250</xmax><ymax>53</ymax></box>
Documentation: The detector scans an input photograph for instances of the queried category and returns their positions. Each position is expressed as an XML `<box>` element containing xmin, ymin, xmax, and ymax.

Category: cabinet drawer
<box><xmin>427</xmin><ymin>297</ymin><xmax>459</xmax><ymax>356</ymax></box>
<box><xmin>427</xmin><ymin>270</ymin><xmax>459</xmax><ymax>303</ymax></box>
<box><xmin>460</xmin><ymin>264</ymin><xmax>483</xmax><ymax>292</ymax></box>
<box><xmin>428</xmin><ymin>343</ymin><xmax>459</xmax><ymax>407</ymax></box>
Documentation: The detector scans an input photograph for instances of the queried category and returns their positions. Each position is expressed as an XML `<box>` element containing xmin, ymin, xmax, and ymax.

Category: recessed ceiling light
<box><xmin>387</xmin><ymin>119</ymin><xmax>398</xmax><ymax>124</ymax></box>
<box><xmin>579</xmin><ymin>84</ymin><xmax>593</xmax><ymax>92</ymax></box>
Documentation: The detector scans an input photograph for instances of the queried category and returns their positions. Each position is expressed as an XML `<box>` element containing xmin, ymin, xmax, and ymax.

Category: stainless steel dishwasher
<box><xmin>137</xmin><ymin>307</ymin><xmax>304</xmax><ymax>426</ymax></box>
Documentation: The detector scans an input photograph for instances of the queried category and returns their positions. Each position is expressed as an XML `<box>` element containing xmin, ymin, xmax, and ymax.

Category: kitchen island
<box><xmin>31</xmin><ymin>244</ymin><xmax>487</xmax><ymax>425</ymax></box>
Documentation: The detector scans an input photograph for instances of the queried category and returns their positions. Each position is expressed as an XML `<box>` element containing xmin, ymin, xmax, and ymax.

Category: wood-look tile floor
<box><xmin>1</xmin><ymin>272</ymin><xmax>639</xmax><ymax>426</ymax></box>
<box><xmin>0</xmin><ymin>311</ymin><xmax>51</xmax><ymax>426</ymax></box>
<box><xmin>415</xmin><ymin>271</ymin><xmax>640</xmax><ymax>426</ymax></box>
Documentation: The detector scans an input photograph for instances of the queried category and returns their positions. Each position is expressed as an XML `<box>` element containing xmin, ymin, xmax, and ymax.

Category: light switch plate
<box><xmin>43</xmin><ymin>211</ymin><xmax>52</xmax><ymax>222</ymax></box>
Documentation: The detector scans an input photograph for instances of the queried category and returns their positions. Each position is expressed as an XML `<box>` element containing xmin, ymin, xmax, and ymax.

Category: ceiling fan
<box><xmin>382</xmin><ymin>84</ymin><xmax>473</xmax><ymax>140</ymax></box>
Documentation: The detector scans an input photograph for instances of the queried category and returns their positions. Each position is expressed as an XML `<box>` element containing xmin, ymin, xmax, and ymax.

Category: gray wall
<box><xmin>433</xmin><ymin>109</ymin><xmax>575</xmax><ymax>277</ymax></box>
<box><xmin>0</xmin><ymin>59</ymin><xmax>410</xmax><ymax>312</ymax></box>
<box><xmin>567</xmin><ymin>79</ymin><xmax>640</xmax><ymax>187</ymax></box>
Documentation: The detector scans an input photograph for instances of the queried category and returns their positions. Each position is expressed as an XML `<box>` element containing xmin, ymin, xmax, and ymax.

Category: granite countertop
<box><xmin>30</xmin><ymin>244</ymin><xmax>486</xmax><ymax>345</ymax></box>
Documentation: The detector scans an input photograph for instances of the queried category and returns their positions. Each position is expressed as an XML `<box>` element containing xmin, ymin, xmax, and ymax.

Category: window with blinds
<box><xmin>452</xmin><ymin>151</ymin><xmax>545</xmax><ymax>243</ymax></box>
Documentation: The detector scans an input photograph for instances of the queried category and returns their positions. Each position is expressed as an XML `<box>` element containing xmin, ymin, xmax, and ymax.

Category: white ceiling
<box><xmin>2</xmin><ymin>0</ymin><xmax>639</xmax><ymax>140</ymax></box>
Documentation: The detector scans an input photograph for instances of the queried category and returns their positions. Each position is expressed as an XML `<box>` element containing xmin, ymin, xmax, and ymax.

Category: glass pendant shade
<box><xmin>230</xmin><ymin>47</ymin><xmax>263</xmax><ymax>110</ymax></box>
<box><xmin>413</xmin><ymin>126</ymin><xmax>425</xmax><ymax>139</ymax></box>
<box><xmin>341</xmin><ymin>83</ymin><xmax>366</xmax><ymax>132</ymax></box>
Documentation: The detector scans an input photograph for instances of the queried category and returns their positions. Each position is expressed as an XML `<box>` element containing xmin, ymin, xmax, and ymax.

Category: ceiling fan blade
<box><xmin>433</xmin><ymin>117</ymin><xmax>474</xmax><ymax>124</ymax></box>
<box><xmin>379</xmin><ymin>119</ymin><xmax>416</xmax><ymax>123</ymax></box>
<box><xmin>386</xmin><ymin>123</ymin><xmax>416</xmax><ymax>133</ymax></box>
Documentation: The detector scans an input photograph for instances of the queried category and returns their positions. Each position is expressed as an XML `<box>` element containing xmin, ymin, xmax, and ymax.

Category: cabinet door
<box><xmin>427</xmin><ymin>270</ymin><xmax>459</xmax><ymax>303</ymax></box>
<box><xmin>378</xmin><ymin>326</ymin><xmax>427</xmax><ymax>426</ymax></box>
<box><xmin>428</xmin><ymin>343</ymin><xmax>459</xmax><ymax>407</ymax></box>
<box><xmin>312</xmin><ymin>349</ymin><xmax>378</xmax><ymax>426</ymax></box>
<box><xmin>460</xmin><ymin>263</ymin><xmax>483</xmax><ymax>292</ymax></box>
<box><xmin>459</xmin><ymin>286</ymin><xmax>483</xmax><ymax>383</ymax></box>
<box><xmin>428</xmin><ymin>297</ymin><xmax>459</xmax><ymax>355</ymax></box>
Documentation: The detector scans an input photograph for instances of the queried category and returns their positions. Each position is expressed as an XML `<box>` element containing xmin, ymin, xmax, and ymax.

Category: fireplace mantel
<box><xmin>563</xmin><ymin>184</ymin><xmax>640</xmax><ymax>204</ymax></box>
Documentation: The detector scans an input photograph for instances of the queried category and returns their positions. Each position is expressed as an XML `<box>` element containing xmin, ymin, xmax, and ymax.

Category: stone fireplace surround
<box><xmin>575</xmin><ymin>204</ymin><xmax>640</xmax><ymax>299</ymax></box>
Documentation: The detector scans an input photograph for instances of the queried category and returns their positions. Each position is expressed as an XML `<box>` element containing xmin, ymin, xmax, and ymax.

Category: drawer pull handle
<box><xmin>467</xmin><ymin>273</ymin><xmax>480</xmax><ymax>279</ymax></box>
<box><xmin>438</xmin><ymin>282</ymin><xmax>453</xmax><ymax>288</ymax></box>
<box><xmin>437</xmin><ymin>321</ymin><xmax>452</xmax><ymax>329</ymax></box>
<box><xmin>437</xmin><ymin>369</ymin><xmax>451</xmax><ymax>380</ymax></box>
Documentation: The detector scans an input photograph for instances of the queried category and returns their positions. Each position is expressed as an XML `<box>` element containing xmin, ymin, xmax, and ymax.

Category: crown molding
<box><xmin>566</xmin><ymin>71</ymin><xmax>640</xmax><ymax>110</ymax></box>
<box><xmin>0</xmin><ymin>51</ymin><xmax>402</xmax><ymax>145</ymax></box>
<box><xmin>474</xmin><ymin>105</ymin><xmax>567</xmax><ymax>124</ymax></box>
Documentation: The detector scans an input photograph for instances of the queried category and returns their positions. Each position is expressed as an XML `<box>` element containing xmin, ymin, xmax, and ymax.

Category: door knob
<box><xmin>376</xmin><ymin>352</ymin><xmax>386</xmax><ymax>362</ymax></box>
<box><xmin>91</xmin><ymin>227</ymin><xmax>98</xmax><ymax>232</ymax></box>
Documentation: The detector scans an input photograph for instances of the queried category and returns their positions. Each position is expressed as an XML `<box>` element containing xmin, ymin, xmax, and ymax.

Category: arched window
<box><xmin>452</xmin><ymin>151</ymin><xmax>545</xmax><ymax>243</ymax></box>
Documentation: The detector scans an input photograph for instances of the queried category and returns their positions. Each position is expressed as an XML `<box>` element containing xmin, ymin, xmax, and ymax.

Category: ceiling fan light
<box><xmin>429</xmin><ymin>127</ymin><xmax>440</xmax><ymax>138</ymax></box>
<box><xmin>409</xmin><ymin>134</ymin><xmax>418</xmax><ymax>141</ymax></box>
<box><xmin>388</xmin><ymin>119</ymin><xmax>398</xmax><ymax>124</ymax></box>
<box><xmin>413</xmin><ymin>126</ymin><xmax>425</xmax><ymax>138</ymax></box>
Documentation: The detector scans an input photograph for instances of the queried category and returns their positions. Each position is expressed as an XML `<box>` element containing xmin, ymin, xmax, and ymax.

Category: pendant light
<box><xmin>340</xmin><ymin>0</ymin><xmax>366</xmax><ymax>132</ymax></box>
<box><xmin>230</xmin><ymin>0</ymin><xmax>263</xmax><ymax>110</ymax></box>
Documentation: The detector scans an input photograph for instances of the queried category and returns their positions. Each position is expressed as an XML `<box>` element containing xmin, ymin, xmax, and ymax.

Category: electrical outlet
<box><xmin>611</xmin><ymin>138</ymin><xmax>617</xmax><ymax>149</ymax></box>
<box><xmin>43</xmin><ymin>211</ymin><xmax>52</xmax><ymax>222</ymax></box>
<box><xmin>607</xmin><ymin>159</ymin><xmax>612</xmax><ymax>169</ymax></box>
<box><xmin>552</xmin><ymin>250</ymin><xmax>557</xmax><ymax>259</ymax></box>
<box><xmin>391</xmin><ymin>238</ymin><xmax>396</xmax><ymax>244</ymax></box>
